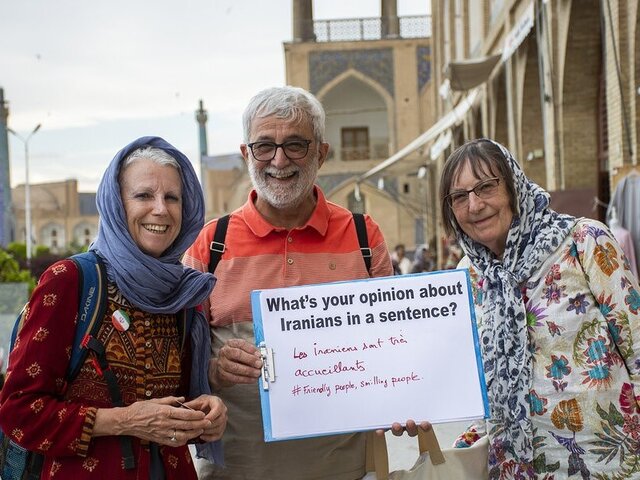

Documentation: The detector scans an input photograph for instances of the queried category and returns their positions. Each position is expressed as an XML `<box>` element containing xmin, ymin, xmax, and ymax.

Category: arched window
<box><xmin>41</xmin><ymin>223</ymin><xmax>64</xmax><ymax>252</ymax></box>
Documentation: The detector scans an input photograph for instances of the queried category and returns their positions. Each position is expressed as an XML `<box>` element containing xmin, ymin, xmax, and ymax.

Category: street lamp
<box><xmin>7</xmin><ymin>123</ymin><xmax>41</xmax><ymax>269</ymax></box>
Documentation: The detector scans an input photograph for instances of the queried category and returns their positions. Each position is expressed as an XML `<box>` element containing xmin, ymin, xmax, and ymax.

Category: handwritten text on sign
<box><xmin>251</xmin><ymin>269</ymin><xmax>488</xmax><ymax>442</ymax></box>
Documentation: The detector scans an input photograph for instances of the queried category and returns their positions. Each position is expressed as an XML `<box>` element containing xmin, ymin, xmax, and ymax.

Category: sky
<box><xmin>1</xmin><ymin>1</ymin><xmax>429</xmax><ymax>191</ymax></box>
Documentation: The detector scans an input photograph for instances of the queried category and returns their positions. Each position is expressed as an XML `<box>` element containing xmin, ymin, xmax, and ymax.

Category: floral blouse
<box><xmin>0</xmin><ymin>259</ymin><xmax>197</xmax><ymax>479</ymax></box>
<box><xmin>461</xmin><ymin>219</ymin><xmax>640</xmax><ymax>479</ymax></box>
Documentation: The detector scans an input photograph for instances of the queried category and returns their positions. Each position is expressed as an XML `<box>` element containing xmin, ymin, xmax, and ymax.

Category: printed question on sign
<box><xmin>267</xmin><ymin>281</ymin><xmax>464</xmax><ymax>331</ymax></box>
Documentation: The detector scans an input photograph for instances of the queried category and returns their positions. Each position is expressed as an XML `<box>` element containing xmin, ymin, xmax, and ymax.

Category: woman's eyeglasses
<box><xmin>445</xmin><ymin>177</ymin><xmax>501</xmax><ymax>209</ymax></box>
<box><xmin>247</xmin><ymin>140</ymin><xmax>312</xmax><ymax>162</ymax></box>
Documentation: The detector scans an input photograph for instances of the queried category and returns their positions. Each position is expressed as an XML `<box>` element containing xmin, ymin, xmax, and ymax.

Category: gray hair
<box><xmin>242</xmin><ymin>86</ymin><xmax>326</xmax><ymax>143</ymax></box>
<box><xmin>121</xmin><ymin>146</ymin><xmax>181</xmax><ymax>173</ymax></box>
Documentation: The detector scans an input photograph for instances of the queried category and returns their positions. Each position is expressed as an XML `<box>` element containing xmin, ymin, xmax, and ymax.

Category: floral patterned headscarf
<box><xmin>451</xmin><ymin>139</ymin><xmax>576</xmax><ymax>469</ymax></box>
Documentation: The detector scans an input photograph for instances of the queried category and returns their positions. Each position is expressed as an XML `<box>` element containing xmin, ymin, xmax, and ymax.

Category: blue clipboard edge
<box><xmin>251</xmin><ymin>268</ymin><xmax>490</xmax><ymax>442</ymax></box>
<box><xmin>251</xmin><ymin>291</ymin><xmax>274</xmax><ymax>441</ymax></box>
<box><xmin>461</xmin><ymin>268</ymin><xmax>491</xmax><ymax>421</ymax></box>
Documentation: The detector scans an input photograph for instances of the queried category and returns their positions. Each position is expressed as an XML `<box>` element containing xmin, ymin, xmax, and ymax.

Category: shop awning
<box><xmin>356</xmin><ymin>88</ymin><xmax>480</xmax><ymax>183</ymax></box>
<box><xmin>444</xmin><ymin>54</ymin><xmax>502</xmax><ymax>91</ymax></box>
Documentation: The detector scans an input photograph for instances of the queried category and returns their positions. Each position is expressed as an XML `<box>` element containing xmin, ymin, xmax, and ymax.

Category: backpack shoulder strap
<box><xmin>67</xmin><ymin>251</ymin><xmax>108</xmax><ymax>382</ymax></box>
<box><xmin>71</xmin><ymin>251</ymin><xmax>135</xmax><ymax>470</ymax></box>
<box><xmin>208</xmin><ymin>214</ymin><xmax>231</xmax><ymax>274</ymax></box>
<box><xmin>352</xmin><ymin>213</ymin><xmax>372</xmax><ymax>275</ymax></box>
<box><xmin>176</xmin><ymin>307</ymin><xmax>195</xmax><ymax>353</ymax></box>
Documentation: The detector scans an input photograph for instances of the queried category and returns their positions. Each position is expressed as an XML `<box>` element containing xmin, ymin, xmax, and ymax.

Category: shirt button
<box><xmin>145</xmin><ymin>363</ymin><xmax>151</xmax><ymax>370</ymax></box>
<box><xmin>145</xmin><ymin>341</ymin><xmax>152</xmax><ymax>348</ymax></box>
<box><xmin>287</xmin><ymin>258</ymin><xmax>294</xmax><ymax>265</ymax></box>
<box><xmin>144</xmin><ymin>320</ymin><xmax>150</xmax><ymax>327</ymax></box>
<box><xmin>287</xmin><ymin>237</ymin><xmax>293</xmax><ymax>243</ymax></box>
<box><xmin>145</xmin><ymin>390</ymin><xmax>152</xmax><ymax>397</ymax></box>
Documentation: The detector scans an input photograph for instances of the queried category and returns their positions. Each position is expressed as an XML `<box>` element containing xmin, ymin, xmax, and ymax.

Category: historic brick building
<box><xmin>11</xmin><ymin>179</ymin><xmax>98</xmax><ymax>254</ymax></box>
<box><xmin>8</xmin><ymin>1</ymin><xmax>638</xmax><ymax>264</ymax></box>
<box><xmin>358</xmin><ymin>0</ymin><xmax>640</xmax><ymax>265</ymax></box>
<box><xmin>201</xmin><ymin>0</ymin><xmax>436</xmax><ymax>252</ymax></box>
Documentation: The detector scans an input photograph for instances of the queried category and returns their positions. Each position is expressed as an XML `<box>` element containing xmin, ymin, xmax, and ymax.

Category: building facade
<box><xmin>201</xmin><ymin>0</ymin><xmax>437</xmax><ymax>253</ymax></box>
<box><xmin>6</xmin><ymin>1</ymin><xmax>635</xmax><ymax>267</ymax></box>
<box><xmin>428</xmin><ymin>0</ymin><xmax>640</xmax><ymax>263</ymax></box>
<box><xmin>285</xmin><ymin>0</ymin><xmax>434</xmax><ymax>252</ymax></box>
<box><xmin>356</xmin><ymin>0</ymin><xmax>640</xmax><ymax>266</ymax></box>
<box><xmin>11</xmin><ymin>179</ymin><xmax>98</xmax><ymax>253</ymax></box>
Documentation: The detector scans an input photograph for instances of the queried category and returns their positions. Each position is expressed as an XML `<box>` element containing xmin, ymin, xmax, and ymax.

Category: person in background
<box><xmin>0</xmin><ymin>137</ymin><xmax>227</xmax><ymax>479</ymax></box>
<box><xmin>183</xmin><ymin>86</ymin><xmax>394</xmax><ymax>480</ymax></box>
<box><xmin>442</xmin><ymin>236</ymin><xmax>463</xmax><ymax>270</ymax></box>
<box><xmin>391</xmin><ymin>243</ymin><xmax>412</xmax><ymax>275</ymax></box>
<box><xmin>410</xmin><ymin>244</ymin><xmax>434</xmax><ymax>273</ymax></box>
<box><xmin>405</xmin><ymin>138</ymin><xmax>640</xmax><ymax>478</ymax></box>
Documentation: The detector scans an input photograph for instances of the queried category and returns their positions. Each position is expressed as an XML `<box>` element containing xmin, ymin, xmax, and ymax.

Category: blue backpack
<box><xmin>0</xmin><ymin>251</ymin><xmax>194</xmax><ymax>479</ymax></box>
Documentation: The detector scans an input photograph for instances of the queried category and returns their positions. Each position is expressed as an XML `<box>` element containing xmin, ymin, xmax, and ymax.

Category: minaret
<box><xmin>0</xmin><ymin>88</ymin><xmax>12</xmax><ymax>247</ymax></box>
<box><xmin>195</xmin><ymin>100</ymin><xmax>209</xmax><ymax>206</ymax></box>
<box><xmin>381</xmin><ymin>0</ymin><xmax>399</xmax><ymax>39</ymax></box>
<box><xmin>293</xmin><ymin>0</ymin><xmax>315</xmax><ymax>43</ymax></box>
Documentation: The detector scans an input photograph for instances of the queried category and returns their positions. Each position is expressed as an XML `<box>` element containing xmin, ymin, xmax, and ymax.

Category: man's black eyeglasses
<box><xmin>247</xmin><ymin>140</ymin><xmax>312</xmax><ymax>162</ymax></box>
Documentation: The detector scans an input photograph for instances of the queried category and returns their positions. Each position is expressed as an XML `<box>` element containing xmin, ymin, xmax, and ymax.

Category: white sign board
<box><xmin>251</xmin><ymin>269</ymin><xmax>489</xmax><ymax>442</ymax></box>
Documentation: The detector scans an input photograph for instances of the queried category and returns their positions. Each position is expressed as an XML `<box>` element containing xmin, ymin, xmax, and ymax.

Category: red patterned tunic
<box><xmin>0</xmin><ymin>259</ymin><xmax>198</xmax><ymax>479</ymax></box>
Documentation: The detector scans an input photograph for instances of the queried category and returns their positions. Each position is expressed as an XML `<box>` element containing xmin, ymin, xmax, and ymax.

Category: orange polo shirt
<box><xmin>184</xmin><ymin>186</ymin><xmax>393</xmax><ymax>327</ymax></box>
<box><xmin>183</xmin><ymin>186</ymin><xmax>393</xmax><ymax>480</ymax></box>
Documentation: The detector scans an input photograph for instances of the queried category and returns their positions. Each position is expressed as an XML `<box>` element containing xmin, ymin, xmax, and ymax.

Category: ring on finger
<box><xmin>170</xmin><ymin>428</ymin><xmax>177</xmax><ymax>442</ymax></box>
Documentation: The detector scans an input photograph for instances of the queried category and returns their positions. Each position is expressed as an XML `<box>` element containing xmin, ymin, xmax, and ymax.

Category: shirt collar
<box><xmin>241</xmin><ymin>185</ymin><xmax>330</xmax><ymax>237</ymax></box>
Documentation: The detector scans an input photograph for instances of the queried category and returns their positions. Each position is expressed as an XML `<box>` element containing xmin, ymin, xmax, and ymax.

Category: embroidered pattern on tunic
<box><xmin>0</xmin><ymin>260</ymin><xmax>196</xmax><ymax>479</ymax></box>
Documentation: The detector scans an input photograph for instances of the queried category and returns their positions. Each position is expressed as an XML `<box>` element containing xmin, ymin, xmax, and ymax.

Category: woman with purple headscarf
<box><xmin>0</xmin><ymin>137</ymin><xmax>226</xmax><ymax>479</ymax></box>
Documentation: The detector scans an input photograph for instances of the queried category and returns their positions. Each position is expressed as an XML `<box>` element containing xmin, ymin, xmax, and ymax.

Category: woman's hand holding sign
<box><xmin>389</xmin><ymin>419</ymin><xmax>432</xmax><ymax>437</ymax></box>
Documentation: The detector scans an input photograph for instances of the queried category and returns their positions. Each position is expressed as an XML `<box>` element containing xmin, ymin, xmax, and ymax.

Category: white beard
<box><xmin>248</xmin><ymin>155</ymin><xmax>319</xmax><ymax>209</ymax></box>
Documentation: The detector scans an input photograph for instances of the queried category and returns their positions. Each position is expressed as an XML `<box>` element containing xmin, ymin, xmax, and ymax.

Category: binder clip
<box><xmin>259</xmin><ymin>342</ymin><xmax>275</xmax><ymax>390</ymax></box>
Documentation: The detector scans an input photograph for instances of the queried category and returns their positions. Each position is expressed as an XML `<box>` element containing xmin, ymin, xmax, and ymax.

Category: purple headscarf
<box><xmin>90</xmin><ymin>136</ymin><xmax>214</xmax><ymax>313</ymax></box>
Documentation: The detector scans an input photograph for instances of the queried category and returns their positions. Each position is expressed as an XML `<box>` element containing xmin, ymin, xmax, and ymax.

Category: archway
<box><xmin>561</xmin><ymin>0</ymin><xmax>601</xmax><ymax>190</ymax></box>
<box><xmin>520</xmin><ymin>34</ymin><xmax>546</xmax><ymax>187</ymax></box>
<box><xmin>318</xmin><ymin>70</ymin><xmax>393</xmax><ymax>162</ymax></box>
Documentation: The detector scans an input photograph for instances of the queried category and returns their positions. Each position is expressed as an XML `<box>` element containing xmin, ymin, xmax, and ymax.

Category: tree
<box><xmin>6</xmin><ymin>242</ymin><xmax>25</xmax><ymax>262</ymax></box>
<box><xmin>0</xmin><ymin>248</ymin><xmax>34</xmax><ymax>315</ymax></box>
<box><xmin>0</xmin><ymin>249</ymin><xmax>32</xmax><ymax>284</ymax></box>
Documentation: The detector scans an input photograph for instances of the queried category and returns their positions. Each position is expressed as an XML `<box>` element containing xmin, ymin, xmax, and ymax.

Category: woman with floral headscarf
<box><xmin>433</xmin><ymin>138</ymin><xmax>640</xmax><ymax>478</ymax></box>
<box><xmin>0</xmin><ymin>137</ymin><xmax>226</xmax><ymax>479</ymax></box>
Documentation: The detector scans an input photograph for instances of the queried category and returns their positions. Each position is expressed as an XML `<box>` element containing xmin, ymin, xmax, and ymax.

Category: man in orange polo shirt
<box><xmin>183</xmin><ymin>86</ymin><xmax>393</xmax><ymax>479</ymax></box>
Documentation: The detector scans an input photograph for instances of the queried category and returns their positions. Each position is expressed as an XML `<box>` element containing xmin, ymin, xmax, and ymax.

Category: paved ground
<box><xmin>191</xmin><ymin>420</ymin><xmax>470</xmax><ymax>473</ymax></box>
<box><xmin>385</xmin><ymin>421</ymin><xmax>469</xmax><ymax>471</ymax></box>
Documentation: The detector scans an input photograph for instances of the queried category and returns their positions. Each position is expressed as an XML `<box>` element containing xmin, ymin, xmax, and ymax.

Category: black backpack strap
<box><xmin>82</xmin><ymin>335</ymin><xmax>135</xmax><ymax>469</ymax></box>
<box><xmin>67</xmin><ymin>251</ymin><xmax>108</xmax><ymax>382</ymax></box>
<box><xmin>208</xmin><ymin>214</ymin><xmax>231</xmax><ymax>274</ymax></box>
<box><xmin>176</xmin><ymin>308</ymin><xmax>194</xmax><ymax>354</ymax></box>
<box><xmin>72</xmin><ymin>252</ymin><xmax>135</xmax><ymax>470</ymax></box>
<box><xmin>25</xmin><ymin>452</ymin><xmax>44</xmax><ymax>480</ymax></box>
<box><xmin>352</xmin><ymin>213</ymin><xmax>372</xmax><ymax>275</ymax></box>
